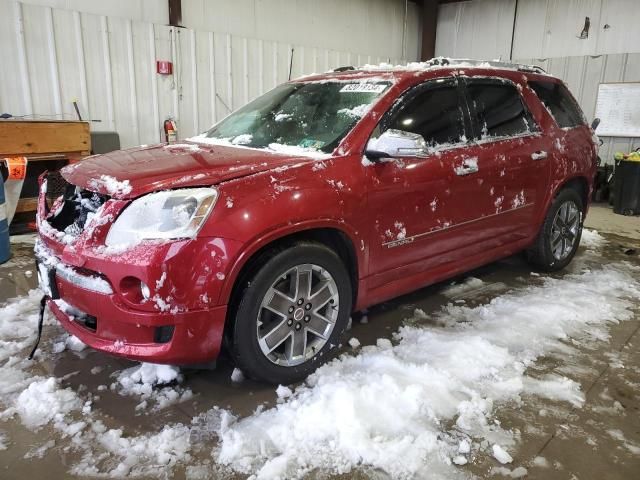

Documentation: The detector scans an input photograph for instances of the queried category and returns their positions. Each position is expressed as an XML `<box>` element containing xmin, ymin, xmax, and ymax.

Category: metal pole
<box><xmin>509</xmin><ymin>0</ymin><xmax>519</xmax><ymax>61</ymax></box>
<box><xmin>401</xmin><ymin>0</ymin><xmax>408</xmax><ymax>61</ymax></box>
<box><xmin>288</xmin><ymin>47</ymin><xmax>294</xmax><ymax>80</ymax></box>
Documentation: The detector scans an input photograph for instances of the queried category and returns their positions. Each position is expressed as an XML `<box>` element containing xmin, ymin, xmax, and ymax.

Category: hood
<box><xmin>61</xmin><ymin>142</ymin><xmax>319</xmax><ymax>199</ymax></box>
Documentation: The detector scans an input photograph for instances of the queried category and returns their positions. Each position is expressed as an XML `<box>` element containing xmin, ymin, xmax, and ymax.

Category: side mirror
<box><xmin>365</xmin><ymin>129</ymin><xmax>428</xmax><ymax>161</ymax></box>
<box><xmin>591</xmin><ymin>117</ymin><xmax>600</xmax><ymax>131</ymax></box>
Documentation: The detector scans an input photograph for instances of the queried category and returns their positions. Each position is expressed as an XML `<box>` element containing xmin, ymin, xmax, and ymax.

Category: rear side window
<box><xmin>387</xmin><ymin>84</ymin><xmax>467</xmax><ymax>147</ymax></box>
<box><xmin>466</xmin><ymin>80</ymin><xmax>536</xmax><ymax>138</ymax></box>
<box><xmin>528</xmin><ymin>80</ymin><xmax>586</xmax><ymax>128</ymax></box>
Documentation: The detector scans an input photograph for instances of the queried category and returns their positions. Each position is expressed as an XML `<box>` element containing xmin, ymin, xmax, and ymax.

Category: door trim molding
<box><xmin>383</xmin><ymin>202</ymin><xmax>535</xmax><ymax>249</ymax></box>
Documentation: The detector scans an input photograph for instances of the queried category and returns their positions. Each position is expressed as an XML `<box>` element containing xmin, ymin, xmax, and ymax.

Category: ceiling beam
<box><xmin>168</xmin><ymin>0</ymin><xmax>182</xmax><ymax>27</ymax></box>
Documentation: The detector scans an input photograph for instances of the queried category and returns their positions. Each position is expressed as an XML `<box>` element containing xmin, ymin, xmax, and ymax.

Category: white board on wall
<box><xmin>595</xmin><ymin>83</ymin><xmax>640</xmax><ymax>137</ymax></box>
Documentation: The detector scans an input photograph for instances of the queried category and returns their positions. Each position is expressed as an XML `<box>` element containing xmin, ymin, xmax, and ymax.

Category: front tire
<box><xmin>230</xmin><ymin>242</ymin><xmax>352</xmax><ymax>384</ymax></box>
<box><xmin>527</xmin><ymin>188</ymin><xmax>584</xmax><ymax>272</ymax></box>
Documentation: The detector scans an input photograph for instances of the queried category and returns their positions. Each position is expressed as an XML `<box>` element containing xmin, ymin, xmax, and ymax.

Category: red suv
<box><xmin>36</xmin><ymin>59</ymin><xmax>597</xmax><ymax>384</ymax></box>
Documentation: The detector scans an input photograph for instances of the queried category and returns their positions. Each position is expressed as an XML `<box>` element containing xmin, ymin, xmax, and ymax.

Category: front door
<box><xmin>366</xmin><ymin>77</ymin><xmax>489</xmax><ymax>290</ymax></box>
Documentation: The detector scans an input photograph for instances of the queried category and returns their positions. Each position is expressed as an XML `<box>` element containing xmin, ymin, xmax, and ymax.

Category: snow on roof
<box><xmin>353</xmin><ymin>57</ymin><xmax>548</xmax><ymax>75</ymax></box>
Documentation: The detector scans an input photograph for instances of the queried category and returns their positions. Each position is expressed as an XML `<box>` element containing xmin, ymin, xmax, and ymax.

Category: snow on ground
<box><xmin>1</xmin><ymin>233</ymin><xmax>639</xmax><ymax>478</ymax></box>
<box><xmin>0</xmin><ymin>290</ymin><xmax>196</xmax><ymax>476</ymax></box>
<box><xmin>580</xmin><ymin>228</ymin><xmax>606</xmax><ymax>249</ymax></box>
<box><xmin>211</xmin><ymin>264</ymin><xmax>640</xmax><ymax>479</ymax></box>
<box><xmin>112</xmin><ymin>363</ymin><xmax>193</xmax><ymax>411</ymax></box>
<box><xmin>442</xmin><ymin>276</ymin><xmax>485</xmax><ymax>297</ymax></box>
<box><xmin>0</xmin><ymin>289</ymin><xmax>49</xmax><ymax>363</ymax></box>
<box><xmin>52</xmin><ymin>333</ymin><xmax>87</xmax><ymax>354</ymax></box>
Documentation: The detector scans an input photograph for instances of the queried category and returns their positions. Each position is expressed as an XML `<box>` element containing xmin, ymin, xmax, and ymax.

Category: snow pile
<box><xmin>16</xmin><ymin>377</ymin><xmax>84</xmax><ymax>429</ymax></box>
<box><xmin>607</xmin><ymin>429</ymin><xmax>640</xmax><ymax>455</ymax></box>
<box><xmin>88</xmin><ymin>175</ymin><xmax>132</xmax><ymax>197</ymax></box>
<box><xmin>492</xmin><ymin>444</ymin><xmax>513</xmax><ymax>464</ymax></box>
<box><xmin>0</xmin><ymin>293</ymin><xmax>197</xmax><ymax>477</ymax></box>
<box><xmin>0</xmin><ymin>289</ymin><xmax>45</xmax><ymax>363</ymax></box>
<box><xmin>442</xmin><ymin>276</ymin><xmax>485</xmax><ymax>298</ymax></box>
<box><xmin>52</xmin><ymin>334</ymin><xmax>87</xmax><ymax>354</ymax></box>
<box><xmin>213</xmin><ymin>265</ymin><xmax>640</xmax><ymax>479</ymax></box>
<box><xmin>581</xmin><ymin>228</ymin><xmax>606</xmax><ymax>249</ymax></box>
<box><xmin>230</xmin><ymin>368</ymin><xmax>244</xmax><ymax>383</ymax></box>
<box><xmin>112</xmin><ymin>363</ymin><xmax>193</xmax><ymax>411</ymax></box>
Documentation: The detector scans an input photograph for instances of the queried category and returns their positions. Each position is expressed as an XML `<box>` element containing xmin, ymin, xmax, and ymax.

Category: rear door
<box><xmin>527</xmin><ymin>79</ymin><xmax>595</xmax><ymax>183</ymax></box>
<box><xmin>459</xmin><ymin>76</ymin><xmax>552</xmax><ymax>245</ymax></box>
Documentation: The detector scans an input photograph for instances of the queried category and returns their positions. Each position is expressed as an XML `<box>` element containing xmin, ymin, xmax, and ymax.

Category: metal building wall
<box><xmin>0</xmin><ymin>0</ymin><xmax>412</xmax><ymax>149</ymax></box>
<box><xmin>14</xmin><ymin>0</ymin><xmax>169</xmax><ymax>25</ymax></box>
<box><xmin>181</xmin><ymin>0</ymin><xmax>422</xmax><ymax>62</ymax></box>
<box><xmin>435</xmin><ymin>0</ymin><xmax>640</xmax><ymax>164</ymax></box>
<box><xmin>436</xmin><ymin>0</ymin><xmax>640</xmax><ymax>60</ymax></box>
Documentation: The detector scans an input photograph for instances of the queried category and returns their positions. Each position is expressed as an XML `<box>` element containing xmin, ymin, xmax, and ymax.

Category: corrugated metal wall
<box><xmin>436</xmin><ymin>0</ymin><xmax>640</xmax><ymax>60</ymax></box>
<box><xmin>181</xmin><ymin>0</ymin><xmax>422</xmax><ymax>63</ymax></box>
<box><xmin>0</xmin><ymin>0</ymin><xmax>410</xmax><ymax>149</ymax></box>
<box><xmin>435</xmin><ymin>0</ymin><xmax>640</xmax><ymax>164</ymax></box>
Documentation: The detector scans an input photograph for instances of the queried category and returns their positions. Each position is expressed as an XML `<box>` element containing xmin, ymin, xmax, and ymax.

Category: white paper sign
<box><xmin>340</xmin><ymin>83</ymin><xmax>387</xmax><ymax>94</ymax></box>
<box><xmin>594</xmin><ymin>83</ymin><xmax>640</xmax><ymax>137</ymax></box>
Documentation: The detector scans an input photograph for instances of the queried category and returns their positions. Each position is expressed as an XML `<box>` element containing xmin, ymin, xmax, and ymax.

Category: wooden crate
<box><xmin>0</xmin><ymin>120</ymin><xmax>90</xmax><ymax>157</ymax></box>
<box><xmin>1</xmin><ymin>120</ymin><xmax>91</xmax><ymax>230</ymax></box>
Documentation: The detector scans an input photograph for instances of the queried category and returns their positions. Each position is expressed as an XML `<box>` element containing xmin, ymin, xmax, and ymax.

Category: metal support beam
<box><xmin>168</xmin><ymin>0</ymin><xmax>182</xmax><ymax>27</ymax></box>
<box><xmin>421</xmin><ymin>0</ymin><xmax>438</xmax><ymax>61</ymax></box>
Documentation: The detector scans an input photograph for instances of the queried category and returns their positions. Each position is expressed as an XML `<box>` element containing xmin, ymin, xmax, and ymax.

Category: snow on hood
<box><xmin>61</xmin><ymin>142</ymin><xmax>328</xmax><ymax>199</ymax></box>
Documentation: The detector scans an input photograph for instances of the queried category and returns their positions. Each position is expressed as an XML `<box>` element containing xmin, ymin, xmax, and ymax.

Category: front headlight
<box><xmin>105</xmin><ymin>188</ymin><xmax>218</xmax><ymax>247</ymax></box>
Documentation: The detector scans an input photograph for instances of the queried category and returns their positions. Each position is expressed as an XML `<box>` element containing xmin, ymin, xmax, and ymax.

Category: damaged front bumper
<box><xmin>34</xmin><ymin>173</ymin><xmax>238</xmax><ymax>365</ymax></box>
<box><xmin>35</xmin><ymin>238</ymin><xmax>228</xmax><ymax>364</ymax></box>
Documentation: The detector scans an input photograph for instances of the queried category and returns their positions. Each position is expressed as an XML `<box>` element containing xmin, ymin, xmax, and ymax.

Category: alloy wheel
<box><xmin>550</xmin><ymin>200</ymin><xmax>581</xmax><ymax>261</ymax></box>
<box><xmin>257</xmin><ymin>264</ymin><xmax>339</xmax><ymax>366</ymax></box>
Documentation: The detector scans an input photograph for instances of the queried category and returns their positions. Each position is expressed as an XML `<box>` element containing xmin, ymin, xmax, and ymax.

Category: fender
<box><xmin>217</xmin><ymin>218</ymin><xmax>364</xmax><ymax>307</ymax></box>
<box><xmin>534</xmin><ymin>174</ymin><xmax>592</xmax><ymax>236</ymax></box>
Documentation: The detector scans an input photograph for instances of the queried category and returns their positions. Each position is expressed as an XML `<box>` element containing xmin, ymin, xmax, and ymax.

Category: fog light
<box><xmin>154</xmin><ymin>325</ymin><xmax>175</xmax><ymax>344</ymax></box>
<box><xmin>141</xmin><ymin>281</ymin><xmax>151</xmax><ymax>300</ymax></box>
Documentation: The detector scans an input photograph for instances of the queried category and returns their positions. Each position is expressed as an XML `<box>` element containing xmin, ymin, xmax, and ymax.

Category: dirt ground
<box><xmin>0</xmin><ymin>203</ymin><xmax>639</xmax><ymax>479</ymax></box>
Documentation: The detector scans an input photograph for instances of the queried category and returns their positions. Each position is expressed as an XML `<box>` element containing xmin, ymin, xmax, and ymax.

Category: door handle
<box><xmin>531</xmin><ymin>150</ymin><xmax>548</xmax><ymax>160</ymax></box>
<box><xmin>455</xmin><ymin>159</ymin><xmax>479</xmax><ymax>176</ymax></box>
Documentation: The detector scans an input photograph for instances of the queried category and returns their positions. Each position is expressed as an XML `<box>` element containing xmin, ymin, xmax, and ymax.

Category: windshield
<box><xmin>198</xmin><ymin>81</ymin><xmax>390</xmax><ymax>153</ymax></box>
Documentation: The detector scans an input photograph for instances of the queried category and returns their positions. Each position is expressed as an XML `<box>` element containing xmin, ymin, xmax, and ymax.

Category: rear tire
<box><xmin>527</xmin><ymin>188</ymin><xmax>584</xmax><ymax>272</ymax></box>
<box><xmin>230</xmin><ymin>242</ymin><xmax>352</xmax><ymax>384</ymax></box>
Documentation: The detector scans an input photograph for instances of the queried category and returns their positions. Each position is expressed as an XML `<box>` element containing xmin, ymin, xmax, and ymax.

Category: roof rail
<box><xmin>425</xmin><ymin>57</ymin><xmax>546</xmax><ymax>74</ymax></box>
<box><xmin>333</xmin><ymin>66</ymin><xmax>356</xmax><ymax>72</ymax></box>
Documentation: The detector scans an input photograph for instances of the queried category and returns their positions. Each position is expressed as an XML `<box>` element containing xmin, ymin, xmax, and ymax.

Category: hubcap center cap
<box><xmin>293</xmin><ymin>308</ymin><xmax>305</xmax><ymax>321</ymax></box>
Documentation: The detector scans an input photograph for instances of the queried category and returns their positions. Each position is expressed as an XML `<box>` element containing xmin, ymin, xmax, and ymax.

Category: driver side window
<box><xmin>386</xmin><ymin>83</ymin><xmax>467</xmax><ymax>148</ymax></box>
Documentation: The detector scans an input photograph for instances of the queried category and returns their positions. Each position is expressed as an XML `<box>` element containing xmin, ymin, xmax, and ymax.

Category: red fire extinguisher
<box><xmin>163</xmin><ymin>117</ymin><xmax>178</xmax><ymax>143</ymax></box>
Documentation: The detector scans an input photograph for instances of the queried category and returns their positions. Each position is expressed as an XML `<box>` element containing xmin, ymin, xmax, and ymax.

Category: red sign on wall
<box><xmin>156</xmin><ymin>60</ymin><xmax>173</xmax><ymax>75</ymax></box>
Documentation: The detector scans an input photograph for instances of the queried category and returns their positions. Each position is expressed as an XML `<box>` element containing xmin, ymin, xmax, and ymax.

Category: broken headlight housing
<box><xmin>105</xmin><ymin>188</ymin><xmax>218</xmax><ymax>247</ymax></box>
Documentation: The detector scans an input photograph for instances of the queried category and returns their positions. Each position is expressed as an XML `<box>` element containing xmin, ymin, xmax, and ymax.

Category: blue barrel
<box><xmin>0</xmin><ymin>173</ymin><xmax>10</xmax><ymax>264</ymax></box>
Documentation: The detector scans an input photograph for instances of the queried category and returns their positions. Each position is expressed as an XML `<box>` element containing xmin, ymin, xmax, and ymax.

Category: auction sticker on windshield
<box><xmin>340</xmin><ymin>83</ymin><xmax>387</xmax><ymax>93</ymax></box>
